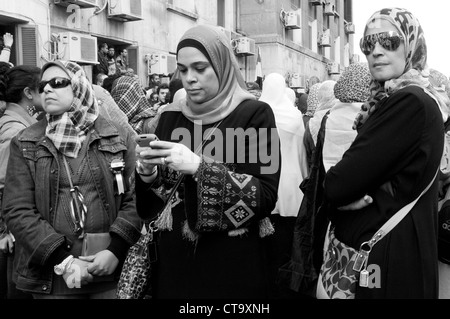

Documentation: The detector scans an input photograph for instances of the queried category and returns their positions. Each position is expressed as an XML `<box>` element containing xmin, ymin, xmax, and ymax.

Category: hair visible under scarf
<box><xmin>172</xmin><ymin>25</ymin><xmax>255</xmax><ymax>125</ymax></box>
<box><xmin>305</xmin><ymin>83</ymin><xmax>322</xmax><ymax>117</ymax></box>
<box><xmin>111</xmin><ymin>76</ymin><xmax>156</xmax><ymax>134</ymax></box>
<box><xmin>42</xmin><ymin>60</ymin><xmax>99</xmax><ymax>158</ymax></box>
<box><xmin>353</xmin><ymin>7</ymin><xmax>450</xmax><ymax>130</ymax></box>
<box><xmin>334</xmin><ymin>63</ymin><xmax>372</xmax><ymax>103</ymax></box>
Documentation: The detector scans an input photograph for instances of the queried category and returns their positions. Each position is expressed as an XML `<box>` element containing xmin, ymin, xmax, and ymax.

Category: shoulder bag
<box><xmin>318</xmin><ymin>169</ymin><xmax>438</xmax><ymax>299</ymax></box>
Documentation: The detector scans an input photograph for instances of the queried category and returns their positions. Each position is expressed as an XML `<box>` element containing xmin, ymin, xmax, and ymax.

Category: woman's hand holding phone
<box><xmin>135</xmin><ymin>134</ymin><xmax>201</xmax><ymax>176</ymax></box>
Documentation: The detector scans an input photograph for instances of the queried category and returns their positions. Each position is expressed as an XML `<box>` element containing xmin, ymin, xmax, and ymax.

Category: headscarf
<box><xmin>429</xmin><ymin>68</ymin><xmax>450</xmax><ymax>100</ymax></box>
<box><xmin>173</xmin><ymin>25</ymin><xmax>255</xmax><ymax>124</ymax></box>
<box><xmin>285</xmin><ymin>88</ymin><xmax>297</xmax><ymax>107</ymax></box>
<box><xmin>315</xmin><ymin>80</ymin><xmax>337</xmax><ymax>112</ymax></box>
<box><xmin>42</xmin><ymin>60</ymin><xmax>99</xmax><ymax>158</ymax></box>
<box><xmin>260</xmin><ymin>73</ymin><xmax>303</xmax><ymax>134</ymax></box>
<box><xmin>334</xmin><ymin>63</ymin><xmax>372</xmax><ymax>103</ymax></box>
<box><xmin>305</xmin><ymin>82</ymin><xmax>322</xmax><ymax>117</ymax></box>
<box><xmin>309</xmin><ymin>80</ymin><xmax>338</xmax><ymax>144</ymax></box>
<box><xmin>111</xmin><ymin>76</ymin><xmax>156</xmax><ymax>134</ymax></box>
<box><xmin>353</xmin><ymin>7</ymin><xmax>450</xmax><ymax>130</ymax></box>
<box><xmin>259</xmin><ymin>73</ymin><xmax>287</xmax><ymax>108</ymax></box>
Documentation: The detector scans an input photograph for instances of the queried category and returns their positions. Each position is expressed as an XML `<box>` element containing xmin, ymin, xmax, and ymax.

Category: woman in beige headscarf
<box><xmin>134</xmin><ymin>25</ymin><xmax>281</xmax><ymax>299</ymax></box>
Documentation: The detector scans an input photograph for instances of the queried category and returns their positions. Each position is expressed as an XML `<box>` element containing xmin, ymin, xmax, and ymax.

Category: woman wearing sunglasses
<box><xmin>318</xmin><ymin>8</ymin><xmax>450</xmax><ymax>299</ymax></box>
<box><xmin>2</xmin><ymin>60</ymin><xmax>141</xmax><ymax>299</ymax></box>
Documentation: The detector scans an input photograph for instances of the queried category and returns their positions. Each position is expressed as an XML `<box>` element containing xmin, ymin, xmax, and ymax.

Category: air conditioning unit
<box><xmin>324</xmin><ymin>2</ymin><xmax>335</xmax><ymax>16</ymax></box>
<box><xmin>284</xmin><ymin>10</ymin><xmax>301</xmax><ymax>30</ymax></box>
<box><xmin>289</xmin><ymin>73</ymin><xmax>305</xmax><ymax>88</ymax></box>
<box><xmin>108</xmin><ymin>0</ymin><xmax>143</xmax><ymax>22</ymax></box>
<box><xmin>148</xmin><ymin>53</ymin><xmax>171</xmax><ymax>75</ymax></box>
<box><xmin>58</xmin><ymin>32</ymin><xmax>98</xmax><ymax>65</ymax></box>
<box><xmin>232</xmin><ymin>37</ymin><xmax>256</xmax><ymax>56</ymax></box>
<box><xmin>327</xmin><ymin>62</ymin><xmax>340</xmax><ymax>75</ymax></box>
<box><xmin>54</xmin><ymin>0</ymin><xmax>97</xmax><ymax>8</ymax></box>
<box><xmin>309</xmin><ymin>0</ymin><xmax>325</xmax><ymax>5</ymax></box>
<box><xmin>345</xmin><ymin>22</ymin><xmax>356</xmax><ymax>34</ymax></box>
<box><xmin>318</xmin><ymin>29</ymin><xmax>331</xmax><ymax>47</ymax></box>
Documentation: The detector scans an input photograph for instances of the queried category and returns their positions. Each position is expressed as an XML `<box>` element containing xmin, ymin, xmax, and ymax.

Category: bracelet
<box><xmin>137</xmin><ymin>164</ymin><xmax>157</xmax><ymax>177</ymax></box>
<box><xmin>2</xmin><ymin>47</ymin><xmax>10</xmax><ymax>51</ymax></box>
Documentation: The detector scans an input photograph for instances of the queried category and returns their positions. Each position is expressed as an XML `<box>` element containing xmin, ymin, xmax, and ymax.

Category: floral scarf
<box><xmin>353</xmin><ymin>7</ymin><xmax>450</xmax><ymax>130</ymax></box>
<box><xmin>43</xmin><ymin>61</ymin><xmax>99</xmax><ymax>158</ymax></box>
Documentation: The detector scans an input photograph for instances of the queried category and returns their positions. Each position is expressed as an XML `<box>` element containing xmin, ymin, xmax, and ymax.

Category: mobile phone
<box><xmin>135</xmin><ymin>134</ymin><xmax>159</xmax><ymax>147</ymax></box>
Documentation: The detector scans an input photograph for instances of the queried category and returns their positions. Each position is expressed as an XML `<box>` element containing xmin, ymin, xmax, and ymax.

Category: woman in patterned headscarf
<box><xmin>2</xmin><ymin>60</ymin><xmax>141</xmax><ymax>299</ymax></box>
<box><xmin>305</xmin><ymin>82</ymin><xmax>322</xmax><ymax>118</ymax></box>
<box><xmin>111</xmin><ymin>76</ymin><xmax>156</xmax><ymax>134</ymax></box>
<box><xmin>134</xmin><ymin>25</ymin><xmax>280</xmax><ymax>299</ymax></box>
<box><xmin>319</xmin><ymin>8</ymin><xmax>448</xmax><ymax>299</ymax></box>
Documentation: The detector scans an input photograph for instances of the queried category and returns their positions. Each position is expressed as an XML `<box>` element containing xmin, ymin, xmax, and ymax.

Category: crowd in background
<box><xmin>1</xmin><ymin>5</ymin><xmax>450</xmax><ymax>300</ymax></box>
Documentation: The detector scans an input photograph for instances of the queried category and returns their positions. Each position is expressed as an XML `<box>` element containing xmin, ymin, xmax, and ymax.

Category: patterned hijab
<box><xmin>334</xmin><ymin>63</ymin><xmax>372</xmax><ymax>103</ymax></box>
<box><xmin>429</xmin><ymin>68</ymin><xmax>450</xmax><ymax>100</ymax></box>
<box><xmin>305</xmin><ymin>83</ymin><xmax>322</xmax><ymax>117</ymax></box>
<box><xmin>111</xmin><ymin>76</ymin><xmax>156</xmax><ymax>134</ymax></box>
<box><xmin>174</xmin><ymin>25</ymin><xmax>255</xmax><ymax>125</ymax></box>
<box><xmin>353</xmin><ymin>7</ymin><xmax>450</xmax><ymax>130</ymax></box>
<box><xmin>42</xmin><ymin>61</ymin><xmax>99</xmax><ymax>158</ymax></box>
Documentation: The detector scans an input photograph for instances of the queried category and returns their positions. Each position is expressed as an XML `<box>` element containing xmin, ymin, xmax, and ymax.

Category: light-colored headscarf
<box><xmin>309</xmin><ymin>80</ymin><xmax>338</xmax><ymax>145</ymax></box>
<box><xmin>285</xmin><ymin>87</ymin><xmax>297</xmax><ymax>107</ymax></box>
<box><xmin>111</xmin><ymin>76</ymin><xmax>156</xmax><ymax>134</ymax></box>
<box><xmin>353</xmin><ymin>7</ymin><xmax>450</xmax><ymax>130</ymax></box>
<box><xmin>172</xmin><ymin>25</ymin><xmax>255</xmax><ymax>124</ymax></box>
<box><xmin>42</xmin><ymin>60</ymin><xmax>99</xmax><ymax>158</ymax></box>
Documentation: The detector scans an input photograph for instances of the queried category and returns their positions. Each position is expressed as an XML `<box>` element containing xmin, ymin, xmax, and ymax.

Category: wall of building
<box><xmin>0</xmin><ymin>0</ymin><xmax>353</xmax><ymax>88</ymax></box>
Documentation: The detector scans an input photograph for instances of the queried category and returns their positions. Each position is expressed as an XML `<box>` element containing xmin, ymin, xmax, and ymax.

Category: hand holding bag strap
<box><xmin>362</xmin><ymin>168</ymin><xmax>439</xmax><ymax>251</ymax></box>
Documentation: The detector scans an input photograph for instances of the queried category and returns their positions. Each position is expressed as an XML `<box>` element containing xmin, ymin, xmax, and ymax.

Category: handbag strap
<box><xmin>362</xmin><ymin>168</ymin><xmax>439</xmax><ymax>251</ymax></box>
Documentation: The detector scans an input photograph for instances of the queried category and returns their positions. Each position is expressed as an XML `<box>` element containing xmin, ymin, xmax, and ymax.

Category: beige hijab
<box><xmin>172</xmin><ymin>25</ymin><xmax>255</xmax><ymax>124</ymax></box>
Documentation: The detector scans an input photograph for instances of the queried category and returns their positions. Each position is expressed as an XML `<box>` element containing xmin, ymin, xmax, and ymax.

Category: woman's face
<box><xmin>177</xmin><ymin>47</ymin><xmax>219</xmax><ymax>104</ymax></box>
<box><xmin>364</xmin><ymin>19</ymin><xmax>407</xmax><ymax>82</ymax></box>
<box><xmin>40</xmin><ymin>66</ymin><xmax>74</xmax><ymax>115</ymax></box>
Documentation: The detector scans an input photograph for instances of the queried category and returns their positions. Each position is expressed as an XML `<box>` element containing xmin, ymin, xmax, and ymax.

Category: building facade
<box><xmin>0</xmin><ymin>0</ymin><xmax>356</xmax><ymax>90</ymax></box>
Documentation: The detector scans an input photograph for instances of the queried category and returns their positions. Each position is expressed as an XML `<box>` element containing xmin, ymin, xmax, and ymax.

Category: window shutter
<box><xmin>127</xmin><ymin>46</ymin><xmax>138</xmax><ymax>74</ymax></box>
<box><xmin>18</xmin><ymin>25</ymin><xmax>38</xmax><ymax>66</ymax></box>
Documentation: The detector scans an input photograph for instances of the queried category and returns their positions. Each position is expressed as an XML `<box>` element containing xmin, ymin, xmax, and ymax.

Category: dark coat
<box><xmin>324</xmin><ymin>86</ymin><xmax>444</xmax><ymax>299</ymax></box>
<box><xmin>136</xmin><ymin>99</ymin><xmax>281</xmax><ymax>298</ymax></box>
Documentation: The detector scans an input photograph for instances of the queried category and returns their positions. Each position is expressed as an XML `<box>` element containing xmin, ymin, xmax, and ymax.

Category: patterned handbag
<box><xmin>319</xmin><ymin>169</ymin><xmax>438</xmax><ymax>299</ymax></box>
<box><xmin>116</xmin><ymin>172</ymin><xmax>185</xmax><ymax>299</ymax></box>
<box><xmin>116</xmin><ymin>223</ymin><xmax>157</xmax><ymax>299</ymax></box>
<box><xmin>319</xmin><ymin>228</ymin><xmax>359</xmax><ymax>299</ymax></box>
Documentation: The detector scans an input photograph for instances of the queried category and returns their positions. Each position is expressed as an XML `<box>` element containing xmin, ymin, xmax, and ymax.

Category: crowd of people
<box><xmin>1</xmin><ymin>6</ymin><xmax>450</xmax><ymax>300</ymax></box>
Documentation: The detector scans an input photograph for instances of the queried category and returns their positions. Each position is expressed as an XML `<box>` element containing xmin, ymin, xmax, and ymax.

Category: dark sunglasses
<box><xmin>360</xmin><ymin>31</ymin><xmax>404</xmax><ymax>56</ymax></box>
<box><xmin>38</xmin><ymin>77</ymin><xmax>71</xmax><ymax>93</ymax></box>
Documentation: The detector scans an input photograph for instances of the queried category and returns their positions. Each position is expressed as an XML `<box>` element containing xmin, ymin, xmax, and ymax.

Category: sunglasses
<box><xmin>360</xmin><ymin>31</ymin><xmax>404</xmax><ymax>56</ymax></box>
<box><xmin>38</xmin><ymin>77</ymin><xmax>71</xmax><ymax>93</ymax></box>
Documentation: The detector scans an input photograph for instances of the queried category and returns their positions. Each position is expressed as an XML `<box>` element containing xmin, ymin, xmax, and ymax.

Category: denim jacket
<box><xmin>2</xmin><ymin>115</ymin><xmax>141</xmax><ymax>294</ymax></box>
